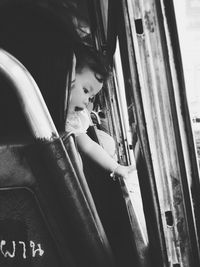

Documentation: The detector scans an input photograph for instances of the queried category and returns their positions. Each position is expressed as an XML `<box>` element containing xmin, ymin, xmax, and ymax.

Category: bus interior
<box><xmin>0</xmin><ymin>0</ymin><xmax>200</xmax><ymax>267</ymax></box>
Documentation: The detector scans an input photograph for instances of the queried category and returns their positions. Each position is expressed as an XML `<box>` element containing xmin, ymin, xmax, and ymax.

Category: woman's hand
<box><xmin>111</xmin><ymin>164</ymin><xmax>136</xmax><ymax>181</ymax></box>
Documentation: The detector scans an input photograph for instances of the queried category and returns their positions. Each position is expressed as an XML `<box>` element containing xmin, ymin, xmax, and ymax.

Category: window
<box><xmin>173</xmin><ymin>0</ymin><xmax>200</xmax><ymax>163</ymax></box>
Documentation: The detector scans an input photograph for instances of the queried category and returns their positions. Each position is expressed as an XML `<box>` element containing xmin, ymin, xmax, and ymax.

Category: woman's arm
<box><xmin>76</xmin><ymin>133</ymin><xmax>118</xmax><ymax>172</ymax></box>
<box><xmin>76</xmin><ymin>133</ymin><xmax>135</xmax><ymax>180</ymax></box>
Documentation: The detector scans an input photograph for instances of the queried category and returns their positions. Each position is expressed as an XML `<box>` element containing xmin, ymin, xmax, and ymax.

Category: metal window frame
<box><xmin>115</xmin><ymin>0</ymin><xmax>200</xmax><ymax>266</ymax></box>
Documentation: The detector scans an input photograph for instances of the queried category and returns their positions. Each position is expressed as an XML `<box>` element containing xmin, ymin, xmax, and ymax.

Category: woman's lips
<box><xmin>75</xmin><ymin>107</ymin><xmax>84</xmax><ymax>111</ymax></box>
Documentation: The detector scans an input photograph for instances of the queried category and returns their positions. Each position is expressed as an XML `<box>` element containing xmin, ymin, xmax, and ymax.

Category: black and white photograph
<box><xmin>0</xmin><ymin>0</ymin><xmax>200</xmax><ymax>266</ymax></box>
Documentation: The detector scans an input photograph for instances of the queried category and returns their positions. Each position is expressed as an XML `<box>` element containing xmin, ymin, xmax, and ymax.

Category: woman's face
<box><xmin>68</xmin><ymin>66</ymin><xmax>103</xmax><ymax>113</ymax></box>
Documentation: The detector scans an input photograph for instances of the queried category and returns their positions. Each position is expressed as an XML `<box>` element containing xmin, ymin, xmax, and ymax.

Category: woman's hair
<box><xmin>73</xmin><ymin>42</ymin><xmax>110</xmax><ymax>83</ymax></box>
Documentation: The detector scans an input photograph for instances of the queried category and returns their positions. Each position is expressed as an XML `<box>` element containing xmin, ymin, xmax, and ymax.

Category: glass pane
<box><xmin>173</xmin><ymin>0</ymin><xmax>200</xmax><ymax>164</ymax></box>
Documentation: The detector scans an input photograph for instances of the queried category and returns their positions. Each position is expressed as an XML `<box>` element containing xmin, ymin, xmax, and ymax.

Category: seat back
<box><xmin>0</xmin><ymin>49</ymin><xmax>115</xmax><ymax>267</ymax></box>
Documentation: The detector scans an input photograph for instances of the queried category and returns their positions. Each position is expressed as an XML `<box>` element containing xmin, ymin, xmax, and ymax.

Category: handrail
<box><xmin>0</xmin><ymin>49</ymin><xmax>59</xmax><ymax>140</ymax></box>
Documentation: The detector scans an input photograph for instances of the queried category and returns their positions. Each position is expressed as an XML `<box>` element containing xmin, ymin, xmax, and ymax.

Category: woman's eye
<box><xmin>83</xmin><ymin>88</ymin><xmax>89</xmax><ymax>94</ymax></box>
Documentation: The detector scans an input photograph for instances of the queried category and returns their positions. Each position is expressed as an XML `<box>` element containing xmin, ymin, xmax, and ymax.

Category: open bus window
<box><xmin>113</xmin><ymin>39</ymin><xmax>135</xmax><ymax>166</ymax></box>
<box><xmin>173</xmin><ymin>0</ymin><xmax>200</xmax><ymax>165</ymax></box>
<box><xmin>113</xmin><ymin>38</ymin><xmax>148</xmax><ymax>242</ymax></box>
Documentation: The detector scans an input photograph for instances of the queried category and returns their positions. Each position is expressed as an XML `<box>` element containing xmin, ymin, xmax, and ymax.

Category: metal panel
<box><xmin>117</xmin><ymin>0</ymin><xmax>200</xmax><ymax>266</ymax></box>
